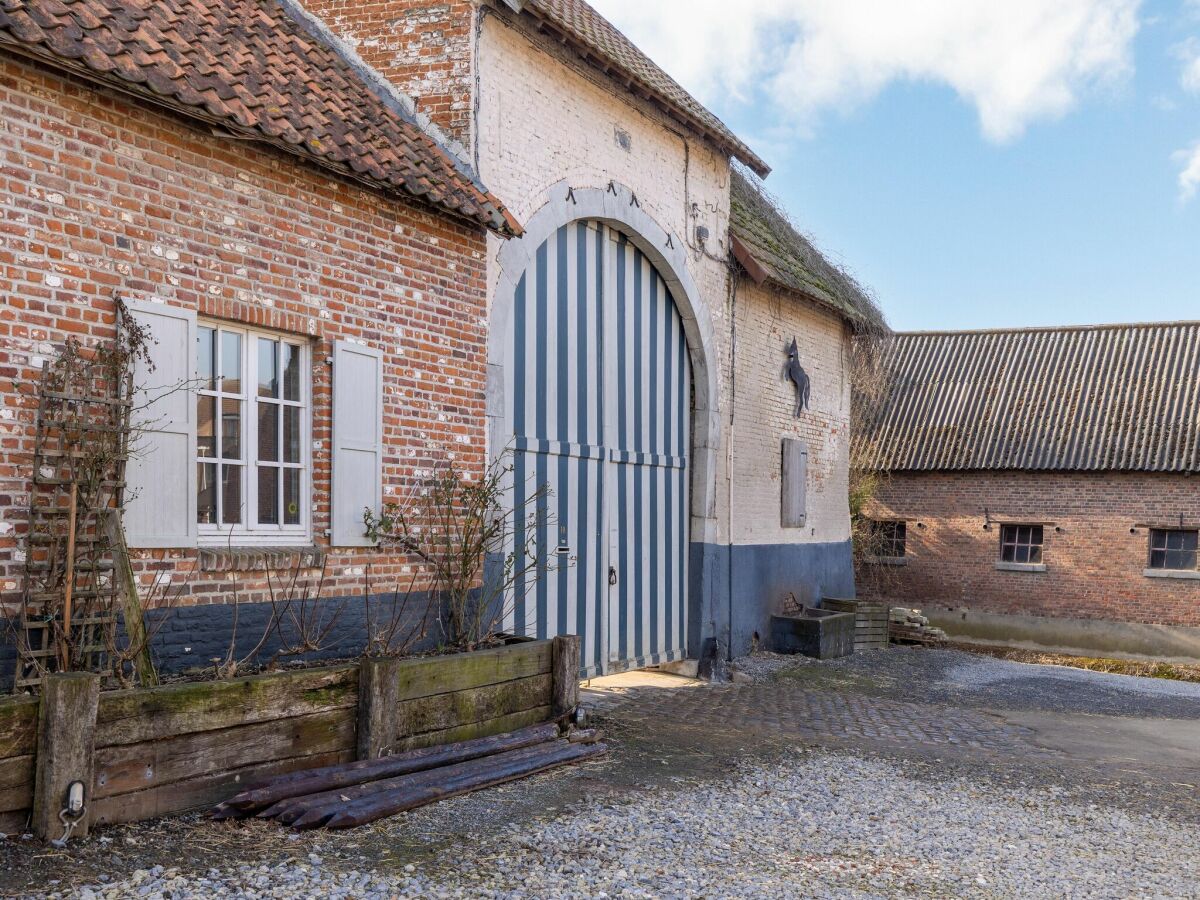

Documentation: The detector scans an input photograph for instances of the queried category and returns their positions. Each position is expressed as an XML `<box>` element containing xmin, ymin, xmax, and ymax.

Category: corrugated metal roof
<box><xmin>857</xmin><ymin>322</ymin><xmax>1200</xmax><ymax>473</ymax></box>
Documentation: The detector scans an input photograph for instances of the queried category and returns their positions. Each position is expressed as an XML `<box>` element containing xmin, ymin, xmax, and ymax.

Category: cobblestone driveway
<box><xmin>5</xmin><ymin>648</ymin><xmax>1199</xmax><ymax>898</ymax></box>
<box><xmin>587</xmin><ymin>678</ymin><xmax>1050</xmax><ymax>757</ymax></box>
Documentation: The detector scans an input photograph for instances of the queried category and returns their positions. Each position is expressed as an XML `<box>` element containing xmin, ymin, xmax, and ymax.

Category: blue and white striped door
<box><xmin>503</xmin><ymin>222</ymin><xmax>690</xmax><ymax>676</ymax></box>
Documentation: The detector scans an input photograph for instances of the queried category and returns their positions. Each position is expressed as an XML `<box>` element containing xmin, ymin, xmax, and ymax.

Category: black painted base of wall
<box><xmin>144</xmin><ymin>593</ymin><xmax>446</xmax><ymax>674</ymax></box>
<box><xmin>0</xmin><ymin>593</ymin><xmax>446</xmax><ymax>689</ymax></box>
<box><xmin>689</xmin><ymin>539</ymin><xmax>856</xmax><ymax>659</ymax></box>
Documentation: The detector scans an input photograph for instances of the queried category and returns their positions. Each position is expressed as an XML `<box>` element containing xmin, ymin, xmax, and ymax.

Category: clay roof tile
<box><xmin>0</xmin><ymin>0</ymin><xmax>519</xmax><ymax>235</ymax></box>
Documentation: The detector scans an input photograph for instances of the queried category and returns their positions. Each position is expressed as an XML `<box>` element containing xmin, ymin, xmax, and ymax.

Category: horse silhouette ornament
<box><xmin>785</xmin><ymin>337</ymin><xmax>811</xmax><ymax>416</ymax></box>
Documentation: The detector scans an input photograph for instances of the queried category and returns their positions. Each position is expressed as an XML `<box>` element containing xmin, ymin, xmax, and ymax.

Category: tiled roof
<box><xmin>509</xmin><ymin>0</ymin><xmax>770</xmax><ymax>177</ymax></box>
<box><xmin>858</xmin><ymin>323</ymin><xmax>1200</xmax><ymax>474</ymax></box>
<box><xmin>729</xmin><ymin>170</ymin><xmax>883</xmax><ymax>331</ymax></box>
<box><xmin>0</xmin><ymin>0</ymin><xmax>520</xmax><ymax>235</ymax></box>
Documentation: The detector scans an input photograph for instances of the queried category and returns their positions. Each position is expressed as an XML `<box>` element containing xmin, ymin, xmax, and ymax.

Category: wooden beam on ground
<box><xmin>322</xmin><ymin>740</ymin><xmax>607</xmax><ymax>830</ymax></box>
<box><xmin>280</xmin><ymin>741</ymin><xmax>567</xmax><ymax>829</ymax></box>
<box><xmin>215</xmin><ymin>722</ymin><xmax>559</xmax><ymax>818</ymax></box>
<box><xmin>31</xmin><ymin>673</ymin><xmax>99</xmax><ymax>841</ymax></box>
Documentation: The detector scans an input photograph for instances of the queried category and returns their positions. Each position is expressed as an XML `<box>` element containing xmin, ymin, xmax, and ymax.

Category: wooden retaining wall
<box><xmin>0</xmin><ymin>636</ymin><xmax>577</xmax><ymax>836</ymax></box>
<box><xmin>0</xmin><ymin>697</ymin><xmax>38</xmax><ymax>833</ymax></box>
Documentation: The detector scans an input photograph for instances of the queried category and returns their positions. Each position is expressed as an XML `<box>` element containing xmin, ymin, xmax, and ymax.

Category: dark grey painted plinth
<box><xmin>0</xmin><ymin>593</ymin><xmax>446</xmax><ymax>689</ymax></box>
<box><xmin>690</xmin><ymin>539</ymin><xmax>856</xmax><ymax>660</ymax></box>
<box><xmin>143</xmin><ymin>592</ymin><xmax>446</xmax><ymax>674</ymax></box>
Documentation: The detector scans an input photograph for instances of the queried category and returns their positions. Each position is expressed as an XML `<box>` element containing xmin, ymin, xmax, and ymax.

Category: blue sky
<box><xmin>591</xmin><ymin>1</ymin><xmax>1200</xmax><ymax>332</ymax></box>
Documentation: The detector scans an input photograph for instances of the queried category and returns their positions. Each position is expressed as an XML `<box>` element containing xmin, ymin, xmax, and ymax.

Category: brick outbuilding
<box><xmin>857</xmin><ymin>323</ymin><xmax>1200</xmax><ymax>662</ymax></box>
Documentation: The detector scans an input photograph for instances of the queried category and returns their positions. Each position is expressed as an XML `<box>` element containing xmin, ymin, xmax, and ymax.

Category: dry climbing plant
<box><xmin>10</xmin><ymin>299</ymin><xmax>166</xmax><ymax>688</ymax></box>
<box><xmin>848</xmin><ymin>325</ymin><xmax>905</xmax><ymax>600</ymax></box>
<box><xmin>364</xmin><ymin>453</ymin><xmax>558</xmax><ymax>653</ymax></box>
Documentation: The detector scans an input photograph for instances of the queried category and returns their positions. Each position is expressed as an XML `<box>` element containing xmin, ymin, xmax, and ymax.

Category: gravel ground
<box><xmin>736</xmin><ymin>646</ymin><xmax>1200</xmax><ymax>719</ymax></box>
<box><xmin>42</xmin><ymin>749</ymin><xmax>1200</xmax><ymax>900</ymax></box>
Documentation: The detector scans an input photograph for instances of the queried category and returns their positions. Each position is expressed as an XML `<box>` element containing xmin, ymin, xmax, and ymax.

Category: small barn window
<box><xmin>1000</xmin><ymin>525</ymin><xmax>1043</xmax><ymax>564</ymax></box>
<box><xmin>1148</xmin><ymin>529</ymin><xmax>1198</xmax><ymax>571</ymax></box>
<box><xmin>869</xmin><ymin>520</ymin><xmax>907</xmax><ymax>559</ymax></box>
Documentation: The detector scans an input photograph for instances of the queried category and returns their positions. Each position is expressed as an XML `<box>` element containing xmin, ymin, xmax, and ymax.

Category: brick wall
<box><xmin>861</xmin><ymin>471</ymin><xmax>1200</xmax><ymax>627</ymax></box>
<box><xmin>303</xmin><ymin>0</ymin><xmax>476</xmax><ymax>145</ymax></box>
<box><xmin>730</xmin><ymin>278</ymin><xmax>851</xmax><ymax>546</ymax></box>
<box><xmin>0</xmin><ymin>56</ymin><xmax>488</xmax><ymax>612</ymax></box>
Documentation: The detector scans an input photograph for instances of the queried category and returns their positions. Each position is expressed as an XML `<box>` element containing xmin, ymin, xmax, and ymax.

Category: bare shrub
<box><xmin>364</xmin><ymin>452</ymin><xmax>556</xmax><ymax>653</ymax></box>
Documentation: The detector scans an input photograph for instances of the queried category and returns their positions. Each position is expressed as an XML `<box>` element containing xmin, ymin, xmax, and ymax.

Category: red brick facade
<box><xmin>861</xmin><ymin>471</ymin><xmax>1200</xmax><ymax>628</ymax></box>
<box><xmin>0</xmin><ymin>57</ymin><xmax>489</xmax><ymax>608</ymax></box>
<box><xmin>304</xmin><ymin>0</ymin><xmax>475</xmax><ymax>143</ymax></box>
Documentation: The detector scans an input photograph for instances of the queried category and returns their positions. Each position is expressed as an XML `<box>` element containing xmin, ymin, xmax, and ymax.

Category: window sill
<box><xmin>197</xmin><ymin>545</ymin><xmax>324</xmax><ymax>573</ymax></box>
<box><xmin>865</xmin><ymin>556</ymin><xmax>908</xmax><ymax>567</ymax></box>
<box><xmin>1143</xmin><ymin>568</ymin><xmax>1200</xmax><ymax>581</ymax></box>
<box><xmin>995</xmin><ymin>562</ymin><xmax>1047</xmax><ymax>573</ymax></box>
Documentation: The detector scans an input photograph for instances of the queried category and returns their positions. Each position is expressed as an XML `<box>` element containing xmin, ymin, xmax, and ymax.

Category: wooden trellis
<box><xmin>14</xmin><ymin>344</ymin><xmax>133</xmax><ymax>691</ymax></box>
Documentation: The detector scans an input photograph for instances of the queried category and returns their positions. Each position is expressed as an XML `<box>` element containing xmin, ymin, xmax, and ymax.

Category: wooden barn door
<box><xmin>503</xmin><ymin>221</ymin><xmax>690</xmax><ymax>676</ymax></box>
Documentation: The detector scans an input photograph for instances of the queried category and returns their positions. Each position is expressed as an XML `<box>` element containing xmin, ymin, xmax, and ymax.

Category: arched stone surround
<box><xmin>485</xmin><ymin>180</ymin><xmax>721</xmax><ymax>546</ymax></box>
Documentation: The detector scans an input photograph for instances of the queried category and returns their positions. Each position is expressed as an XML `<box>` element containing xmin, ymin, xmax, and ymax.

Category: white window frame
<box><xmin>195</xmin><ymin>320</ymin><xmax>312</xmax><ymax>547</ymax></box>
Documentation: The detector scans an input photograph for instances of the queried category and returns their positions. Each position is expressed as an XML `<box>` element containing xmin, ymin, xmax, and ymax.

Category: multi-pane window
<box><xmin>1148</xmin><ymin>529</ymin><xmax>1199</xmax><ymax>571</ymax></box>
<box><xmin>196</xmin><ymin>323</ymin><xmax>308</xmax><ymax>542</ymax></box>
<box><xmin>869</xmin><ymin>520</ymin><xmax>906</xmax><ymax>558</ymax></box>
<box><xmin>999</xmin><ymin>524</ymin><xmax>1043</xmax><ymax>564</ymax></box>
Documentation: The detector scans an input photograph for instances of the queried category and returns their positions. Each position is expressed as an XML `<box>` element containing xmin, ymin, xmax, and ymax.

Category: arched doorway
<box><xmin>495</xmin><ymin>214</ymin><xmax>696</xmax><ymax>675</ymax></box>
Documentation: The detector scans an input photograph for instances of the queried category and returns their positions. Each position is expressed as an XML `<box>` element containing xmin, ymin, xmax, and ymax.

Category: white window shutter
<box><xmin>331</xmin><ymin>341</ymin><xmax>384</xmax><ymax>547</ymax></box>
<box><xmin>781</xmin><ymin>438</ymin><xmax>808</xmax><ymax>528</ymax></box>
<box><xmin>123</xmin><ymin>299</ymin><xmax>198</xmax><ymax>548</ymax></box>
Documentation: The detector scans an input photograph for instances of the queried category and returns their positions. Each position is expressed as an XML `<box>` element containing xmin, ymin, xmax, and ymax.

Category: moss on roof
<box><xmin>730</xmin><ymin>168</ymin><xmax>885</xmax><ymax>334</ymax></box>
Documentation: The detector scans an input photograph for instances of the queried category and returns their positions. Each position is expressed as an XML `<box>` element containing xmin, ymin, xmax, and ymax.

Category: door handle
<box><xmin>608</xmin><ymin>566</ymin><xmax>618</xmax><ymax>586</ymax></box>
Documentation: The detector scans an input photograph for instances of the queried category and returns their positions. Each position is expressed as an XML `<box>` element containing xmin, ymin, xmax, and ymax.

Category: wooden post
<box><xmin>357</xmin><ymin>657</ymin><xmax>401</xmax><ymax>760</ymax></box>
<box><xmin>551</xmin><ymin>634</ymin><xmax>580</xmax><ymax>720</ymax></box>
<box><xmin>32</xmin><ymin>672</ymin><xmax>100</xmax><ymax>841</ymax></box>
<box><xmin>106</xmin><ymin>515</ymin><xmax>157</xmax><ymax>687</ymax></box>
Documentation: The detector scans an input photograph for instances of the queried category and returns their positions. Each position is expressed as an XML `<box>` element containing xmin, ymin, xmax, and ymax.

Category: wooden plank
<box><xmin>32</xmin><ymin>673</ymin><xmax>100</xmax><ymax>840</ymax></box>
<box><xmin>0</xmin><ymin>756</ymin><xmax>34</xmax><ymax>814</ymax></box>
<box><xmin>551</xmin><ymin>635</ymin><xmax>580</xmax><ymax>719</ymax></box>
<box><xmin>95</xmin><ymin>665</ymin><xmax>358</xmax><ymax>747</ymax></box>
<box><xmin>90</xmin><ymin>750</ymin><xmax>350</xmax><ymax>826</ymax></box>
<box><xmin>357</xmin><ymin>657</ymin><xmax>401</xmax><ymax>761</ymax></box>
<box><xmin>0</xmin><ymin>698</ymin><xmax>40</xmax><ymax>759</ymax></box>
<box><xmin>394</xmin><ymin>641</ymin><xmax>552</xmax><ymax>703</ymax></box>
<box><xmin>395</xmin><ymin>674</ymin><xmax>552</xmax><ymax>741</ymax></box>
<box><xmin>395</xmin><ymin>707</ymin><xmax>552</xmax><ymax>753</ymax></box>
<box><xmin>93</xmin><ymin>709</ymin><xmax>355</xmax><ymax>800</ymax></box>
<box><xmin>0</xmin><ymin>809</ymin><xmax>27</xmax><ymax>835</ymax></box>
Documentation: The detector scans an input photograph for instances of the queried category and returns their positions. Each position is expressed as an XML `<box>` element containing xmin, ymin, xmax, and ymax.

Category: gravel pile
<box><xmin>47</xmin><ymin>751</ymin><xmax>1199</xmax><ymax>899</ymax></box>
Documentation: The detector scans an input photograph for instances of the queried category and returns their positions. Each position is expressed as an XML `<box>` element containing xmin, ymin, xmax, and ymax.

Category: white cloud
<box><xmin>1176</xmin><ymin>140</ymin><xmax>1200</xmax><ymax>202</ymax></box>
<box><xmin>590</xmin><ymin>0</ymin><xmax>1142</xmax><ymax>142</ymax></box>
<box><xmin>1178</xmin><ymin>38</ymin><xmax>1200</xmax><ymax>93</ymax></box>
